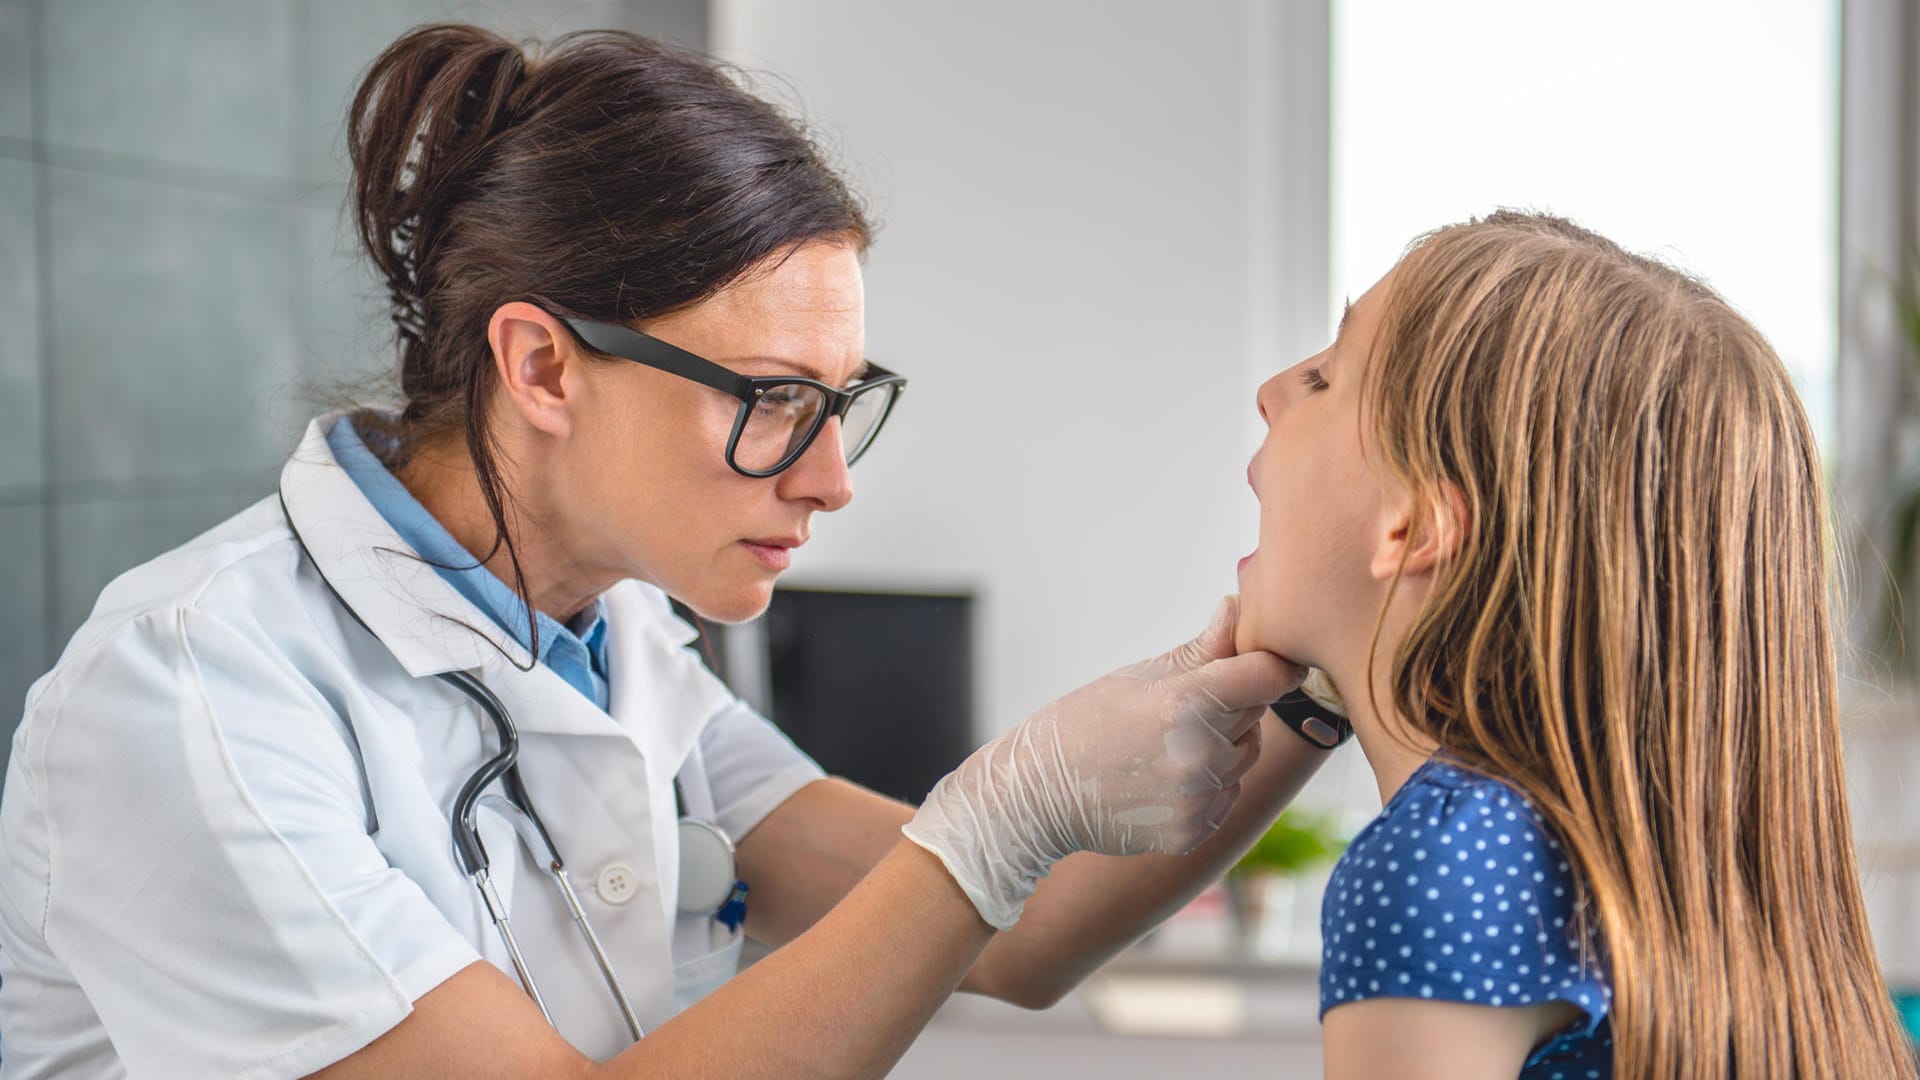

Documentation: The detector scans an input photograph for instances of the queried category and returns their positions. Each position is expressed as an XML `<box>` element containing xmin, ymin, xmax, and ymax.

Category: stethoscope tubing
<box><xmin>437</xmin><ymin>667</ymin><xmax>646</xmax><ymax>1041</ymax></box>
<box><xmin>278</xmin><ymin>494</ymin><xmax>648</xmax><ymax>1040</ymax></box>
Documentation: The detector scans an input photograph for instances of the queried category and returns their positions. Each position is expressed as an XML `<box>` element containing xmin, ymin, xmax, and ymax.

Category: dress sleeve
<box><xmin>6</xmin><ymin>607</ymin><xmax>479</xmax><ymax>1079</ymax></box>
<box><xmin>696</xmin><ymin>697</ymin><xmax>827</xmax><ymax>844</ymax></box>
<box><xmin>1318</xmin><ymin>777</ymin><xmax>1610</xmax><ymax>1044</ymax></box>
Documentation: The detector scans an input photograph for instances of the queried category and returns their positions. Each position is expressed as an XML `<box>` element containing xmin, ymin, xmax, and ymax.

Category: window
<box><xmin>1332</xmin><ymin>0</ymin><xmax>1839</xmax><ymax>446</ymax></box>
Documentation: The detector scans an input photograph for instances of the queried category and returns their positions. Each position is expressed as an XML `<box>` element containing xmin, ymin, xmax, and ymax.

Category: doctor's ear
<box><xmin>487</xmin><ymin>302</ymin><xmax>587</xmax><ymax>438</ymax></box>
<box><xmin>1370</xmin><ymin>481</ymin><xmax>1469</xmax><ymax>581</ymax></box>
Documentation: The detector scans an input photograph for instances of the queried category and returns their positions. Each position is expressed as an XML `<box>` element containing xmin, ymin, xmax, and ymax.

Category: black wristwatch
<box><xmin>1270</xmin><ymin>689</ymin><xmax>1353</xmax><ymax>750</ymax></box>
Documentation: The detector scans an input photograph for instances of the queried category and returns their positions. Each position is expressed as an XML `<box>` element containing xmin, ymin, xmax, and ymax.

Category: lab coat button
<box><xmin>595</xmin><ymin>862</ymin><xmax>640</xmax><ymax>904</ymax></box>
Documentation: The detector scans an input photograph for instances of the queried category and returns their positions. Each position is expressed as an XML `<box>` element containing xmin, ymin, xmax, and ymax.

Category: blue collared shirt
<box><xmin>327</xmin><ymin>415</ymin><xmax>612</xmax><ymax>710</ymax></box>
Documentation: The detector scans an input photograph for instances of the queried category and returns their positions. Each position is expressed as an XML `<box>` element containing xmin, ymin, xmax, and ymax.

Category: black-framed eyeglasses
<box><xmin>560</xmin><ymin>317</ymin><xmax>907</xmax><ymax>478</ymax></box>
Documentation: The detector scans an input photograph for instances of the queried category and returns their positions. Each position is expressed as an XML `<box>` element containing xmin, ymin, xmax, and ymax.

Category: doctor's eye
<box><xmin>754</xmin><ymin>384</ymin><xmax>820</xmax><ymax>417</ymax></box>
<box><xmin>1300</xmin><ymin>367</ymin><xmax>1330</xmax><ymax>393</ymax></box>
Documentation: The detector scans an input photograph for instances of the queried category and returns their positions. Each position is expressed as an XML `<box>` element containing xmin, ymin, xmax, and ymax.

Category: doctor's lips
<box><xmin>740</xmin><ymin>535</ymin><xmax>804</xmax><ymax>571</ymax></box>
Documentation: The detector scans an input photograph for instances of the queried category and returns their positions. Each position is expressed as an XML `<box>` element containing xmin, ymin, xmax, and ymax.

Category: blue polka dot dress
<box><xmin>1320</xmin><ymin>755</ymin><xmax>1614</xmax><ymax>1077</ymax></box>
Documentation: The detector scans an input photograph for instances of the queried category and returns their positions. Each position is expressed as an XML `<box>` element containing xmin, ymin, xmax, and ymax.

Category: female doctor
<box><xmin>0</xmin><ymin>24</ymin><xmax>1334</xmax><ymax>1080</ymax></box>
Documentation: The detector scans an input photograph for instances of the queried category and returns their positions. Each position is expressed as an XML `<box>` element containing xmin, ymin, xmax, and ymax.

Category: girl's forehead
<box><xmin>1329</xmin><ymin>270</ymin><xmax>1395</xmax><ymax>370</ymax></box>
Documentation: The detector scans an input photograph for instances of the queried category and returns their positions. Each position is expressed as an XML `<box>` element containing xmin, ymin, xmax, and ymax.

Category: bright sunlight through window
<box><xmin>1332</xmin><ymin>0</ymin><xmax>1839</xmax><ymax>448</ymax></box>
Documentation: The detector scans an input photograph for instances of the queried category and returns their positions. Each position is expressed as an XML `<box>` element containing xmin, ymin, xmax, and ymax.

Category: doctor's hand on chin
<box><xmin>903</xmin><ymin>594</ymin><xmax>1303</xmax><ymax>928</ymax></box>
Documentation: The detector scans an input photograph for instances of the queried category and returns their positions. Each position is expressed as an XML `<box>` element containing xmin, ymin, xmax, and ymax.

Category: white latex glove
<box><xmin>903</xmin><ymin>597</ymin><xmax>1301</xmax><ymax>929</ymax></box>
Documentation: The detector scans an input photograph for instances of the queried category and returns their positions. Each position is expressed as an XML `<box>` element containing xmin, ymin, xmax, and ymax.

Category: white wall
<box><xmin>1331</xmin><ymin>0</ymin><xmax>1837</xmax><ymax>447</ymax></box>
<box><xmin>711</xmin><ymin>2</ymin><xmax>1339</xmax><ymax>750</ymax></box>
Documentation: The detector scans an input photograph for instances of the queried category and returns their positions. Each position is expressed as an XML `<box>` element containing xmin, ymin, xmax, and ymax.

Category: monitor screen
<box><xmin>760</xmin><ymin>587</ymin><xmax>975</xmax><ymax>805</ymax></box>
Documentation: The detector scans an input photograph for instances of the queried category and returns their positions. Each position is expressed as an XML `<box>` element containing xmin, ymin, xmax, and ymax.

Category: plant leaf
<box><xmin>1232</xmin><ymin>809</ymin><xmax>1348</xmax><ymax>876</ymax></box>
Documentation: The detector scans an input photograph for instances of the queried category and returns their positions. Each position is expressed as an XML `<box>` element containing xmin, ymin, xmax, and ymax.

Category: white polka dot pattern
<box><xmin>1318</xmin><ymin>756</ymin><xmax>1614</xmax><ymax>1077</ymax></box>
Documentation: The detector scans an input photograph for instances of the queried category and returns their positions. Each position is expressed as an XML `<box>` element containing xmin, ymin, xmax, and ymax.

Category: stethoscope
<box><xmin>279</xmin><ymin>494</ymin><xmax>744</xmax><ymax>1042</ymax></box>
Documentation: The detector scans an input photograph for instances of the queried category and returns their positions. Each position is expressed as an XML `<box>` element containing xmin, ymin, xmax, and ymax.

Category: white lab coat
<box><xmin>0</xmin><ymin>416</ymin><xmax>825</xmax><ymax>1079</ymax></box>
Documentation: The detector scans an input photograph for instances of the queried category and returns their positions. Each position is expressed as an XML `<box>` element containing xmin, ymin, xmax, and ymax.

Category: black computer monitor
<box><xmin>760</xmin><ymin>586</ymin><xmax>975</xmax><ymax>805</ymax></box>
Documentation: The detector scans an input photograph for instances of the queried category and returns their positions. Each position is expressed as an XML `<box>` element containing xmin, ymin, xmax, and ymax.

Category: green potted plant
<box><xmin>1224</xmin><ymin>808</ymin><xmax>1349</xmax><ymax>957</ymax></box>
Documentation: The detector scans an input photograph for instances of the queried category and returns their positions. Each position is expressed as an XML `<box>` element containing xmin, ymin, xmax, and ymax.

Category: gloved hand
<box><xmin>903</xmin><ymin>597</ymin><xmax>1300</xmax><ymax>930</ymax></box>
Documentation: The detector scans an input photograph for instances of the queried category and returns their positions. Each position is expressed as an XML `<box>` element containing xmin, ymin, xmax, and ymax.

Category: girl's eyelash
<box><xmin>1301</xmin><ymin>367</ymin><xmax>1330</xmax><ymax>392</ymax></box>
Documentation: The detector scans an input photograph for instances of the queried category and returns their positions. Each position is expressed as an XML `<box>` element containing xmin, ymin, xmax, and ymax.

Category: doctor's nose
<box><xmin>778</xmin><ymin>416</ymin><xmax>855</xmax><ymax>511</ymax></box>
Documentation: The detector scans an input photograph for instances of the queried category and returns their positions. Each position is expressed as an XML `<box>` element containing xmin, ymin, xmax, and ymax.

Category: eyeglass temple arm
<box><xmin>562</xmin><ymin>318</ymin><xmax>754</xmax><ymax>400</ymax></box>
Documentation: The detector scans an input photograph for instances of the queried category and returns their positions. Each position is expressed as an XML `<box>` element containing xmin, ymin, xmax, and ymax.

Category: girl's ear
<box><xmin>1371</xmin><ymin>482</ymin><xmax>1469</xmax><ymax>581</ymax></box>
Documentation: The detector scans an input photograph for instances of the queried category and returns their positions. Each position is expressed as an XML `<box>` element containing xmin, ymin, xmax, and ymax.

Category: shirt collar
<box><xmin>318</xmin><ymin>414</ymin><xmax>611</xmax><ymax>707</ymax></box>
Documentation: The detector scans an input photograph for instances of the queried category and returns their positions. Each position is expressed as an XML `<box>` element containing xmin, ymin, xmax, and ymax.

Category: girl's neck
<box><xmin>1312</xmin><ymin>576</ymin><xmax>1445</xmax><ymax>806</ymax></box>
<box><xmin>1351</xmin><ymin>717</ymin><xmax>1437</xmax><ymax>807</ymax></box>
<box><xmin>1320</xmin><ymin>626</ymin><xmax>1440</xmax><ymax>807</ymax></box>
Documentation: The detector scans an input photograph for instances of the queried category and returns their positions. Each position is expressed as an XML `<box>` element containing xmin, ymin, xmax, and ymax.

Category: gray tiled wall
<box><xmin>40</xmin><ymin>2</ymin><xmax>296</xmax><ymax>179</ymax></box>
<box><xmin>0</xmin><ymin>508</ymin><xmax>45</xmax><ymax>714</ymax></box>
<box><xmin>0</xmin><ymin>158</ymin><xmax>39</xmax><ymax>496</ymax></box>
<box><xmin>0</xmin><ymin>2</ymin><xmax>31</xmax><ymax>143</ymax></box>
<box><xmin>0</xmin><ymin>0</ymin><xmax>707</xmax><ymax>753</ymax></box>
<box><xmin>44</xmin><ymin>168</ymin><xmax>297</xmax><ymax>489</ymax></box>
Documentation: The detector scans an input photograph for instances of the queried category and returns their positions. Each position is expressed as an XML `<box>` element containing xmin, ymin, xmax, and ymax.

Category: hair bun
<box><xmin>346</xmin><ymin>24</ymin><xmax>530</xmax><ymax>349</ymax></box>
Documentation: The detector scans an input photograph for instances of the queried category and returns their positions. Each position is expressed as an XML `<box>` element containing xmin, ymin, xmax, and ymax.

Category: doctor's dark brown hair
<box><xmin>343</xmin><ymin>22</ymin><xmax>870</xmax><ymax>656</ymax></box>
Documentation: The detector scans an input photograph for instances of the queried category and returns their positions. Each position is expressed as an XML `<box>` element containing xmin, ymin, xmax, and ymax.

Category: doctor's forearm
<box><xmin>606</xmin><ymin>840</ymin><xmax>993</xmax><ymax>1079</ymax></box>
<box><xmin>963</xmin><ymin>712</ymin><xmax>1330</xmax><ymax>1008</ymax></box>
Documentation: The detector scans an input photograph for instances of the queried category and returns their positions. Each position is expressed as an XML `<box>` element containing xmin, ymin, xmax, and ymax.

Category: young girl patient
<box><xmin>1236</xmin><ymin>211</ymin><xmax>1917</xmax><ymax>1078</ymax></box>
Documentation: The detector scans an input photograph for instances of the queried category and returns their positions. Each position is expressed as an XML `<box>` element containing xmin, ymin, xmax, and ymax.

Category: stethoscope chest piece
<box><xmin>676</xmin><ymin>818</ymin><xmax>737</xmax><ymax>914</ymax></box>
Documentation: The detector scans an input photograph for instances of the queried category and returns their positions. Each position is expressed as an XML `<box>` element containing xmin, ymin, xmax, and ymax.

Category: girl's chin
<box><xmin>1234</xmin><ymin>612</ymin><xmax>1317</xmax><ymax>668</ymax></box>
<box><xmin>1232</xmin><ymin>608</ymin><xmax>1266</xmax><ymax>656</ymax></box>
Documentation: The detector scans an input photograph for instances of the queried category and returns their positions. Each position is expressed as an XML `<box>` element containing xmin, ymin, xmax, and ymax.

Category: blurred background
<box><xmin>2</xmin><ymin>0</ymin><xmax>1917</xmax><ymax>1073</ymax></box>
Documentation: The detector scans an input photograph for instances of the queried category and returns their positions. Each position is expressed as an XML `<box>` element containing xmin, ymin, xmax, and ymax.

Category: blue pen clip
<box><xmin>715</xmin><ymin>880</ymin><xmax>749</xmax><ymax>931</ymax></box>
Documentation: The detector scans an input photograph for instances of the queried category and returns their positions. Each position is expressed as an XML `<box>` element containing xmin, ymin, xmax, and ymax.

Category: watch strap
<box><xmin>1270</xmin><ymin>688</ymin><xmax>1352</xmax><ymax>749</ymax></box>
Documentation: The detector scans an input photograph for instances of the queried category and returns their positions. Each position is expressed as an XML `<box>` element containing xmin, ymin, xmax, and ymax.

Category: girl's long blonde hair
<box><xmin>1365</xmin><ymin>211</ymin><xmax>1916</xmax><ymax>1078</ymax></box>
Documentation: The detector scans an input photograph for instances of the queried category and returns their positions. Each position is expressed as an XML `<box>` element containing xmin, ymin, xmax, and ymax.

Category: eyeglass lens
<box><xmin>733</xmin><ymin>382</ymin><xmax>897</xmax><ymax>474</ymax></box>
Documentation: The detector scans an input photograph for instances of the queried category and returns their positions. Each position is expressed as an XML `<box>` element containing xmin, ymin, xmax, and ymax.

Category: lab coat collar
<box><xmin>280</xmin><ymin>415</ymin><xmax>520</xmax><ymax>679</ymax></box>
<box><xmin>279</xmin><ymin>415</ymin><xmax>719</xmax><ymax>757</ymax></box>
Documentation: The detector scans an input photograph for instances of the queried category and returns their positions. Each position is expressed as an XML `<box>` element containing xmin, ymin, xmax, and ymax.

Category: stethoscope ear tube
<box><xmin>474</xmin><ymin>868</ymin><xmax>554</xmax><ymax>1026</ymax></box>
<box><xmin>440</xmin><ymin>668</ymin><xmax>558</xmax><ymax>876</ymax></box>
<box><xmin>476</xmin><ymin>790</ymin><xmax>646</xmax><ymax>1040</ymax></box>
<box><xmin>448</xmin><ymin>744</ymin><xmax>513</xmax><ymax>876</ymax></box>
<box><xmin>444</xmin><ymin>671</ymin><xmax>646</xmax><ymax>1040</ymax></box>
